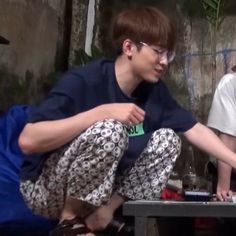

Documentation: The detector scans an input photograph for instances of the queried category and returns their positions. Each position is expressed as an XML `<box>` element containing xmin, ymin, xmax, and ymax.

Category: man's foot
<box><xmin>85</xmin><ymin>204</ymin><xmax>114</xmax><ymax>231</ymax></box>
<box><xmin>60</xmin><ymin>197</ymin><xmax>83</xmax><ymax>222</ymax></box>
<box><xmin>50</xmin><ymin>216</ymin><xmax>95</xmax><ymax>236</ymax></box>
<box><xmin>85</xmin><ymin>207</ymin><xmax>133</xmax><ymax>235</ymax></box>
<box><xmin>85</xmin><ymin>192</ymin><xmax>125</xmax><ymax>231</ymax></box>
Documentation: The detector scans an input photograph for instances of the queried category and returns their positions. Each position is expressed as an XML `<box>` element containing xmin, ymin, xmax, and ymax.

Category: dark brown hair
<box><xmin>112</xmin><ymin>6</ymin><xmax>176</xmax><ymax>55</ymax></box>
<box><xmin>232</xmin><ymin>65</ymin><xmax>236</xmax><ymax>72</ymax></box>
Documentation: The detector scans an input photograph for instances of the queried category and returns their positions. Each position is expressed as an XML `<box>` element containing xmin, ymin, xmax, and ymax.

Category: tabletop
<box><xmin>123</xmin><ymin>200</ymin><xmax>236</xmax><ymax>218</ymax></box>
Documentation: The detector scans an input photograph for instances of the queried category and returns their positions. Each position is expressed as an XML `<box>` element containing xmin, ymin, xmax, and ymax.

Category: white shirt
<box><xmin>208</xmin><ymin>73</ymin><xmax>236</xmax><ymax>136</ymax></box>
<box><xmin>207</xmin><ymin>73</ymin><xmax>236</xmax><ymax>171</ymax></box>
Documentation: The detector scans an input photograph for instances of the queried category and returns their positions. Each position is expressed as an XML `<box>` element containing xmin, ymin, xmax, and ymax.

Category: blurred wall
<box><xmin>0</xmin><ymin>0</ymin><xmax>66</xmax><ymax>110</ymax></box>
<box><xmin>1</xmin><ymin>0</ymin><xmax>236</xmax><ymax>176</ymax></box>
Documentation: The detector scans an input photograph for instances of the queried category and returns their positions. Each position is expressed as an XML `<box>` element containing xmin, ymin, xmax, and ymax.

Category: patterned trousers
<box><xmin>20</xmin><ymin>119</ymin><xmax>181</xmax><ymax>219</ymax></box>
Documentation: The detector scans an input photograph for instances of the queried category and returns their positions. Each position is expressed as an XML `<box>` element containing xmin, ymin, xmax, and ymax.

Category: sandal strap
<box><xmin>60</xmin><ymin>216</ymin><xmax>85</xmax><ymax>228</ymax></box>
<box><xmin>51</xmin><ymin>216</ymin><xmax>92</xmax><ymax>236</ymax></box>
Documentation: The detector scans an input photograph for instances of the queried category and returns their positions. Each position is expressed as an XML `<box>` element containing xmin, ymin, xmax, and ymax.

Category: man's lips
<box><xmin>155</xmin><ymin>69</ymin><xmax>164</xmax><ymax>75</ymax></box>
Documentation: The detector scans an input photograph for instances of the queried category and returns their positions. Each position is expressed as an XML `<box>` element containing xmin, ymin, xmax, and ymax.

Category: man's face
<box><xmin>131</xmin><ymin>41</ymin><xmax>174</xmax><ymax>83</ymax></box>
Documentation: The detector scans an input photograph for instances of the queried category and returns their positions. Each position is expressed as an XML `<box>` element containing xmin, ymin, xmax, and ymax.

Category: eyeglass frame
<box><xmin>139</xmin><ymin>41</ymin><xmax>175</xmax><ymax>63</ymax></box>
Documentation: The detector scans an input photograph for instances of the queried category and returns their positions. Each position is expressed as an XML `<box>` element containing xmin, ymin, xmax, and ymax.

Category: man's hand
<box><xmin>216</xmin><ymin>133</ymin><xmax>236</xmax><ymax>201</ymax></box>
<box><xmin>216</xmin><ymin>184</ymin><xmax>232</xmax><ymax>201</ymax></box>
<box><xmin>99</xmin><ymin>103</ymin><xmax>145</xmax><ymax>126</ymax></box>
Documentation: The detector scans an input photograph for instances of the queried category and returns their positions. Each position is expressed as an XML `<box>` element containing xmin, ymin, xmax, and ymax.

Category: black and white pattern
<box><xmin>117</xmin><ymin>128</ymin><xmax>181</xmax><ymax>199</ymax></box>
<box><xmin>20</xmin><ymin>121</ymin><xmax>181</xmax><ymax>219</ymax></box>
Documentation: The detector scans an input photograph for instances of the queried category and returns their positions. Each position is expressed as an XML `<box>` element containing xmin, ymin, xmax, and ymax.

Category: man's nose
<box><xmin>159</xmin><ymin>54</ymin><xmax>168</xmax><ymax>66</ymax></box>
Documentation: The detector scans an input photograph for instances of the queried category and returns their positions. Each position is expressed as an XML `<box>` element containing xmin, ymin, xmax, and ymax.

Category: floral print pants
<box><xmin>20</xmin><ymin>119</ymin><xmax>181</xmax><ymax>219</ymax></box>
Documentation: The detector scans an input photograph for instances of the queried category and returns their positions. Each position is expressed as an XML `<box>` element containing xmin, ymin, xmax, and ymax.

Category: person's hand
<box><xmin>216</xmin><ymin>184</ymin><xmax>233</xmax><ymax>201</ymax></box>
<box><xmin>99</xmin><ymin>103</ymin><xmax>145</xmax><ymax>126</ymax></box>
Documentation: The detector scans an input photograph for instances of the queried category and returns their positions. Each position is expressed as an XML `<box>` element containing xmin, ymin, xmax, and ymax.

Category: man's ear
<box><xmin>122</xmin><ymin>39</ymin><xmax>135</xmax><ymax>57</ymax></box>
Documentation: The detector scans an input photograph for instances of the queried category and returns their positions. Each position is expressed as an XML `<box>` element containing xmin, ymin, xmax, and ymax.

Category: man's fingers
<box><xmin>222</xmin><ymin>190</ymin><xmax>230</xmax><ymax>200</ymax></box>
<box><xmin>133</xmin><ymin>105</ymin><xmax>145</xmax><ymax>116</ymax></box>
<box><xmin>216</xmin><ymin>193</ymin><xmax>224</xmax><ymax>201</ymax></box>
<box><xmin>217</xmin><ymin>190</ymin><xmax>233</xmax><ymax>201</ymax></box>
<box><xmin>228</xmin><ymin>190</ymin><xmax>233</xmax><ymax>197</ymax></box>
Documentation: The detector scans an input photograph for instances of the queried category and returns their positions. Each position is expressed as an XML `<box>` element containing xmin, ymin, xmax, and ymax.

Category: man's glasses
<box><xmin>139</xmin><ymin>42</ymin><xmax>175</xmax><ymax>63</ymax></box>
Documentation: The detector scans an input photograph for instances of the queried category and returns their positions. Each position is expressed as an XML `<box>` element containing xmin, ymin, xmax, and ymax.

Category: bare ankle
<box><xmin>85</xmin><ymin>193</ymin><xmax>125</xmax><ymax>231</ymax></box>
<box><xmin>60</xmin><ymin>197</ymin><xmax>83</xmax><ymax>221</ymax></box>
<box><xmin>60</xmin><ymin>213</ymin><xmax>76</xmax><ymax>222</ymax></box>
<box><xmin>107</xmin><ymin>192</ymin><xmax>125</xmax><ymax>211</ymax></box>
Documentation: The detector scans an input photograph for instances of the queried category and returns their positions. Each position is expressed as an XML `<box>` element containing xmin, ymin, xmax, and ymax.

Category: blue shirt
<box><xmin>21</xmin><ymin>58</ymin><xmax>197</xmax><ymax>181</ymax></box>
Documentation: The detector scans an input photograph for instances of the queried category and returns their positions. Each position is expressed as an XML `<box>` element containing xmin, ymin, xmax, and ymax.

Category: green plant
<box><xmin>0</xmin><ymin>65</ymin><xmax>61</xmax><ymax>112</ymax></box>
<box><xmin>74</xmin><ymin>45</ymin><xmax>103</xmax><ymax>66</ymax></box>
<box><xmin>201</xmin><ymin>0</ymin><xmax>226</xmax><ymax>93</ymax></box>
<box><xmin>202</xmin><ymin>0</ymin><xmax>225</xmax><ymax>30</ymax></box>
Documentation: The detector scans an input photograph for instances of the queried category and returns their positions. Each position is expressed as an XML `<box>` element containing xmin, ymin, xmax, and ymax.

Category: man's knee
<box><xmin>80</xmin><ymin>119</ymin><xmax>129</xmax><ymax>158</ymax></box>
<box><xmin>153</xmin><ymin>128</ymin><xmax>181</xmax><ymax>148</ymax></box>
<box><xmin>152</xmin><ymin>128</ymin><xmax>182</xmax><ymax>162</ymax></box>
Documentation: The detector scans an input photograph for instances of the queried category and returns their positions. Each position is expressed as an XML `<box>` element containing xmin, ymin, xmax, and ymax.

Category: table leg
<box><xmin>134</xmin><ymin>216</ymin><xmax>148</xmax><ymax>236</ymax></box>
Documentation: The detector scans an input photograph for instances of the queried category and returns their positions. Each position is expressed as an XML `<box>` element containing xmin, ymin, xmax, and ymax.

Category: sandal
<box><xmin>102</xmin><ymin>218</ymin><xmax>134</xmax><ymax>236</ymax></box>
<box><xmin>50</xmin><ymin>216</ymin><xmax>92</xmax><ymax>236</ymax></box>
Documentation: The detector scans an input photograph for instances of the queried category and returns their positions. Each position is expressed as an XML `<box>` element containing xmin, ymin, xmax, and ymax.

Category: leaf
<box><xmin>74</xmin><ymin>49</ymin><xmax>92</xmax><ymax>66</ymax></box>
<box><xmin>202</xmin><ymin>0</ymin><xmax>224</xmax><ymax>30</ymax></box>
<box><xmin>73</xmin><ymin>47</ymin><xmax>103</xmax><ymax>66</ymax></box>
<box><xmin>203</xmin><ymin>0</ymin><xmax>217</xmax><ymax>10</ymax></box>
<box><xmin>91</xmin><ymin>45</ymin><xmax>103</xmax><ymax>59</ymax></box>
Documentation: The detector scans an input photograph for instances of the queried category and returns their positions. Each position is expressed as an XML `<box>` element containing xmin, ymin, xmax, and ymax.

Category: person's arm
<box><xmin>217</xmin><ymin>160</ymin><xmax>232</xmax><ymax>201</ymax></box>
<box><xmin>183</xmin><ymin>122</ymin><xmax>236</xmax><ymax>171</ymax></box>
<box><xmin>18</xmin><ymin>103</ymin><xmax>145</xmax><ymax>154</ymax></box>
<box><xmin>206</xmin><ymin>74</ymin><xmax>236</xmax><ymax>200</ymax></box>
<box><xmin>216</xmin><ymin>133</ymin><xmax>236</xmax><ymax>200</ymax></box>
